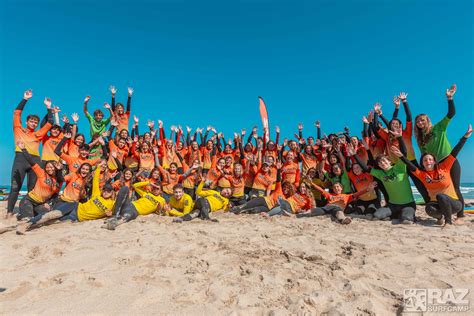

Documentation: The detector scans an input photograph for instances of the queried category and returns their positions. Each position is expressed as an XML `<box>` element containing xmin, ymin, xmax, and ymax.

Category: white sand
<box><xmin>0</xmin><ymin>201</ymin><xmax>473</xmax><ymax>315</ymax></box>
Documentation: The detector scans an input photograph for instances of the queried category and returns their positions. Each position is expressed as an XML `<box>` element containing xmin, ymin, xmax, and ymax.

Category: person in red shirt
<box><xmin>7</xmin><ymin>90</ymin><xmax>53</xmax><ymax>216</ymax></box>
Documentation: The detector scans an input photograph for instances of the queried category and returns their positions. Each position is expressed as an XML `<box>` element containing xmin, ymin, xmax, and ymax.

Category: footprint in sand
<box><xmin>27</xmin><ymin>246</ymin><xmax>41</xmax><ymax>259</ymax></box>
<box><xmin>0</xmin><ymin>281</ymin><xmax>32</xmax><ymax>301</ymax></box>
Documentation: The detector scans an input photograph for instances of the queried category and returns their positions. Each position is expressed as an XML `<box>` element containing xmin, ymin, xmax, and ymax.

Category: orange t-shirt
<box><xmin>42</xmin><ymin>134</ymin><xmax>63</xmax><ymax>161</ymax></box>
<box><xmin>252</xmin><ymin>171</ymin><xmax>273</xmax><ymax>191</ymax></box>
<box><xmin>287</xmin><ymin>193</ymin><xmax>313</xmax><ymax>213</ymax></box>
<box><xmin>115</xmin><ymin>112</ymin><xmax>130</xmax><ymax>133</ymax></box>
<box><xmin>28</xmin><ymin>164</ymin><xmax>60</xmax><ymax>203</ymax></box>
<box><xmin>14</xmin><ymin>110</ymin><xmax>52</xmax><ymax>156</ymax></box>
<box><xmin>322</xmin><ymin>191</ymin><xmax>354</xmax><ymax>210</ymax></box>
<box><xmin>281</xmin><ymin>161</ymin><xmax>300</xmax><ymax>185</ymax></box>
<box><xmin>264</xmin><ymin>182</ymin><xmax>284</xmax><ymax>209</ymax></box>
<box><xmin>60</xmin><ymin>173</ymin><xmax>87</xmax><ymax>202</ymax></box>
<box><xmin>347</xmin><ymin>171</ymin><xmax>377</xmax><ymax>201</ymax></box>
<box><xmin>60</xmin><ymin>153</ymin><xmax>100</xmax><ymax>173</ymax></box>
<box><xmin>413</xmin><ymin>155</ymin><xmax>458</xmax><ymax>201</ymax></box>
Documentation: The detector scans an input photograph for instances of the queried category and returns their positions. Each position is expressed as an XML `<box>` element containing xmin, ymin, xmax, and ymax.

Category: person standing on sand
<box><xmin>7</xmin><ymin>90</ymin><xmax>54</xmax><ymax>218</ymax></box>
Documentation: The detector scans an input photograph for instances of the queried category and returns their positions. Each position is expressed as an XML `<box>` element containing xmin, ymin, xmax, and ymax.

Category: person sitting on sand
<box><xmin>102</xmin><ymin>181</ymin><xmax>166</xmax><ymax>230</ymax></box>
<box><xmin>15</xmin><ymin>165</ymin><xmax>115</xmax><ymax>234</ymax></box>
<box><xmin>16</xmin><ymin>141</ymin><xmax>62</xmax><ymax>220</ymax></box>
<box><xmin>296</xmin><ymin>181</ymin><xmax>377</xmax><ymax>224</ymax></box>
<box><xmin>393</xmin><ymin>124</ymin><xmax>472</xmax><ymax>227</ymax></box>
<box><xmin>173</xmin><ymin>180</ymin><xmax>232</xmax><ymax>223</ymax></box>
<box><xmin>167</xmin><ymin>184</ymin><xmax>194</xmax><ymax>217</ymax></box>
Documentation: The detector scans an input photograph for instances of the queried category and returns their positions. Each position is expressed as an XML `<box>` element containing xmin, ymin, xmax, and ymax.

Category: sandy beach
<box><xmin>1</xmin><ymin>200</ymin><xmax>473</xmax><ymax>315</ymax></box>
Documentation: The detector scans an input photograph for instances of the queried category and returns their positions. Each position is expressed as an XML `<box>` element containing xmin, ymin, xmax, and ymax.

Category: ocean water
<box><xmin>2</xmin><ymin>183</ymin><xmax>474</xmax><ymax>200</ymax></box>
<box><xmin>411</xmin><ymin>183</ymin><xmax>474</xmax><ymax>200</ymax></box>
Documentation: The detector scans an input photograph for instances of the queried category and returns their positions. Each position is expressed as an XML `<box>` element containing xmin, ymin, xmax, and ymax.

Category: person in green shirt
<box><xmin>83</xmin><ymin>95</ymin><xmax>113</xmax><ymax>138</ymax></box>
<box><xmin>351</xmin><ymin>133</ymin><xmax>415</xmax><ymax>224</ymax></box>
<box><xmin>414</xmin><ymin>84</ymin><xmax>464</xmax><ymax>217</ymax></box>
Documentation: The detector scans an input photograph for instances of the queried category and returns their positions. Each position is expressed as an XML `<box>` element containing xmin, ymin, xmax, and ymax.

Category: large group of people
<box><xmin>2</xmin><ymin>84</ymin><xmax>471</xmax><ymax>234</ymax></box>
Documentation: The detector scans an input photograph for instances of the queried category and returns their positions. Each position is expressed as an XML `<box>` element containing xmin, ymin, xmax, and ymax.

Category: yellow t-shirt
<box><xmin>77</xmin><ymin>168</ymin><xmax>114</xmax><ymax>221</ymax></box>
<box><xmin>196</xmin><ymin>181</ymin><xmax>229</xmax><ymax>212</ymax></box>
<box><xmin>132</xmin><ymin>182</ymin><xmax>166</xmax><ymax>215</ymax></box>
<box><xmin>168</xmin><ymin>193</ymin><xmax>194</xmax><ymax>216</ymax></box>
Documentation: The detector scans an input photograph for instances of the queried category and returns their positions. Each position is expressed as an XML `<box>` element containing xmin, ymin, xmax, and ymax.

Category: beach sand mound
<box><xmin>1</xmin><ymin>201</ymin><xmax>473</xmax><ymax>315</ymax></box>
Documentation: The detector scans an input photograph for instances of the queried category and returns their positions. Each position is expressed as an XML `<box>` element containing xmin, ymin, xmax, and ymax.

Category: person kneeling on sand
<box><xmin>173</xmin><ymin>180</ymin><xmax>231</xmax><ymax>223</ymax></box>
<box><xmin>295</xmin><ymin>182</ymin><xmax>377</xmax><ymax>225</ymax></box>
<box><xmin>102</xmin><ymin>181</ymin><xmax>166</xmax><ymax>230</ymax></box>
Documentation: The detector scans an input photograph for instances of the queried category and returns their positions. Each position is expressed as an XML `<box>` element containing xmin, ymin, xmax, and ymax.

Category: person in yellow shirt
<box><xmin>102</xmin><ymin>181</ymin><xmax>166</xmax><ymax>230</ymax></box>
<box><xmin>167</xmin><ymin>184</ymin><xmax>194</xmax><ymax>217</ymax></box>
<box><xmin>174</xmin><ymin>180</ymin><xmax>231</xmax><ymax>223</ymax></box>
<box><xmin>16</xmin><ymin>165</ymin><xmax>114</xmax><ymax>234</ymax></box>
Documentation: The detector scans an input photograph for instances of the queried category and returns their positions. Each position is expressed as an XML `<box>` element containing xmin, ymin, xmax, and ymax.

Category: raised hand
<box><xmin>373</xmin><ymin>102</ymin><xmax>382</xmax><ymax>114</ymax></box>
<box><xmin>147</xmin><ymin>120</ymin><xmax>155</xmax><ymax>129</ymax></box>
<box><xmin>464</xmin><ymin>124</ymin><xmax>473</xmax><ymax>138</ymax></box>
<box><xmin>393</xmin><ymin>96</ymin><xmax>401</xmax><ymax>108</ymax></box>
<box><xmin>398</xmin><ymin>92</ymin><xmax>408</xmax><ymax>102</ymax></box>
<box><xmin>241</xmin><ymin>128</ymin><xmax>246</xmax><ymax>135</ymax></box>
<box><xmin>111</xmin><ymin>119</ymin><xmax>118</xmax><ymax>127</ymax></box>
<box><xmin>275</xmin><ymin>126</ymin><xmax>280</xmax><ymax>133</ymax></box>
<box><xmin>283</xmin><ymin>138</ymin><xmax>288</xmax><ymax>146</ymax></box>
<box><xmin>152</xmin><ymin>146</ymin><xmax>159</xmax><ymax>154</ymax></box>
<box><xmin>206</xmin><ymin>125</ymin><xmax>212</xmax><ymax>131</ymax></box>
<box><xmin>64</xmin><ymin>132</ymin><xmax>72</xmax><ymax>139</ymax></box>
<box><xmin>362</xmin><ymin>116</ymin><xmax>369</xmax><ymax>124</ymax></box>
<box><xmin>252</xmin><ymin>126</ymin><xmax>257</xmax><ymax>133</ymax></box>
<box><xmin>298</xmin><ymin>123</ymin><xmax>303</xmax><ymax>130</ymax></box>
<box><xmin>128</xmin><ymin>87</ymin><xmax>134</xmax><ymax>96</ymax></box>
<box><xmin>51</xmin><ymin>106</ymin><xmax>61</xmax><ymax>114</ymax></box>
<box><xmin>133</xmin><ymin>115</ymin><xmax>139</xmax><ymax>124</ymax></box>
<box><xmin>61</xmin><ymin>114</ymin><xmax>69</xmax><ymax>124</ymax></box>
<box><xmin>170</xmin><ymin>125</ymin><xmax>177</xmax><ymax>132</ymax></box>
<box><xmin>111</xmin><ymin>150</ymin><xmax>118</xmax><ymax>158</ymax></box>
<box><xmin>44</xmin><ymin>97</ymin><xmax>52</xmax><ymax>109</ymax></box>
<box><xmin>367</xmin><ymin>110</ymin><xmax>374</xmax><ymax>122</ymax></box>
<box><xmin>103</xmin><ymin>102</ymin><xmax>111</xmax><ymax>110</ymax></box>
<box><xmin>186</xmin><ymin>126</ymin><xmax>192</xmax><ymax>133</ymax></box>
<box><xmin>446</xmin><ymin>84</ymin><xmax>456</xmax><ymax>99</ymax></box>
<box><xmin>54</xmin><ymin>161</ymin><xmax>64</xmax><ymax>170</ymax></box>
<box><xmin>314</xmin><ymin>120</ymin><xmax>320</xmax><ymax>128</ymax></box>
<box><xmin>23</xmin><ymin>89</ymin><xmax>33</xmax><ymax>100</ymax></box>
<box><xmin>211</xmin><ymin>127</ymin><xmax>217</xmax><ymax>133</ymax></box>
<box><xmin>390</xmin><ymin>145</ymin><xmax>403</xmax><ymax>158</ymax></box>
<box><xmin>84</xmin><ymin>95</ymin><xmax>91</xmax><ymax>104</ymax></box>
<box><xmin>276</xmin><ymin>161</ymin><xmax>282</xmax><ymax>169</ymax></box>
<box><xmin>102</xmin><ymin>131</ymin><xmax>110</xmax><ymax>138</ymax></box>
<box><xmin>133</xmin><ymin>135</ymin><xmax>139</xmax><ymax>142</ymax></box>
<box><xmin>98</xmin><ymin>137</ymin><xmax>105</xmax><ymax>146</ymax></box>
<box><xmin>109</xmin><ymin>85</ymin><xmax>117</xmax><ymax>95</ymax></box>
<box><xmin>158</xmin><ymin>120</ymin><xmax>163</xmax><ymax>128</ymax></box>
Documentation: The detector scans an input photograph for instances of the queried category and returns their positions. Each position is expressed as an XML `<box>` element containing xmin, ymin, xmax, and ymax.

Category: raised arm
<box><xmin>445</xmin><ymin>84</ymin><xmax>456</xmax><ymax>119</ymax></box>
<box><xmin>451</xmin><ymin>124</ymin><xmax>472</xmax><ymax>158</ymax></box>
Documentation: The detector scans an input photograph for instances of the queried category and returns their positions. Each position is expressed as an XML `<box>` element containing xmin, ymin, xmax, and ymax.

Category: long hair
<box><xmin>414</xmin><ymin>114</ymin><xmax>433</xmax><ymax>148</ymax></box>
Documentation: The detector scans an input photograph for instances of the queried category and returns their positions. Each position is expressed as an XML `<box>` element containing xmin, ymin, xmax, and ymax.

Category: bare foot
<box><xmin>436</xmin><ymin>218</ymin><xmax>444</xmax><ymax>226</ymax></box>
<box><xmin>5</xmin><ymin>213</ymin><xmax>15</xmax><ymax>219</ymax></box>
<box><xmin>341</xmin><ymin>217</ymin><xmax>352</xmax><ymax>225</ymax></box>
<box><xmin>454</xmin><ymin>218</ymin><xmax>464</xmax><ymax>225</ymax></box>
<box><xmin>260</xmin><ymin>212</ymin><xmax>270</xmax><ymax>219</ymax></box>
<box><xmin>16</xmin><ymin>222</ymin><xmax>31</xmax><ymax>235</ymax></box>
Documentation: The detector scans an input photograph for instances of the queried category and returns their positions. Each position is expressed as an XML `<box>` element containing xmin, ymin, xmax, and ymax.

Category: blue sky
<box><xmin>0</xmin><ymin>0</ymin><xmax>473</xmax><ymax>184</ymax></box>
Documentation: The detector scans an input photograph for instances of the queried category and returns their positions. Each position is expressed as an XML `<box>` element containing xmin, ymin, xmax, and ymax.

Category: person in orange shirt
<box><xmin>280</xmin><ymin>151</ymin><xmax>300</xmax><ymax>187</ymax></box>
<box><xmin>231</xmin><ymin>162</ymin><xmax>294</xmax><ymax>214</ymax></box>
<box><xmin>57</xmin><ymin>163</ymin><xmax>93</xmax><ymax>204</ymax></box>
<box><xmin>8</xmin><ymin>90</ymin><xmax>54</xmax><ymax>216</ymax></box>
<box><xmin>394</xmin><ymin>125</ymin><xmax>472</xmax><ymax>226</ymax></box>
<box><xmin>296</xmin><ymin>181</ymin><xmax>377</xmax><ymax>224</ymax></box>
<box><xmin>112</xmin><ymin>168</ymin><xmax>134</xmax><ymax>196</ymax></box>
<box><xmin>264</xmin><ymin>182</ymin><xmax>314</xmax><ymax>217</ymax></box>
<box><xmin>131</xmin><ymin>138</ymin><xmax>155</xmax><ymax>177</ymax></box>
<box><xmin>110</xmin><ymin>86</ymin><xmax>133</xmax><ymax>133</ymax></box>
<box><xmin>16</xmin><ymin>142</ymin><xmax>62</xmax><ymax>220</ymax></box>
<box><xmin>54</xmin><ymin>132</ymin><xmax>103</xmax><ymax>173</ymax></box>
<box><xmin>41</xmin><ymin>125</ymin><xmax>64</xmax><ymax>162</ymax></box>
<box><xmin>220</xmin><ymin>162</ymin><xmax>247</xmax><ymax>207</ymax></box>
<box><xmin>249</xmin><ymin>161</ymin><xmax>274</xmax><ymax>198</ymax></box>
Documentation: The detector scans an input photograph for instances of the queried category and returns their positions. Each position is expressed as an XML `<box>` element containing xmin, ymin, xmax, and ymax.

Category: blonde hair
<box><xmin>414</xmin><ymin>114</ymin><xmax>434</xmax><ymax>148</ymax></box>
